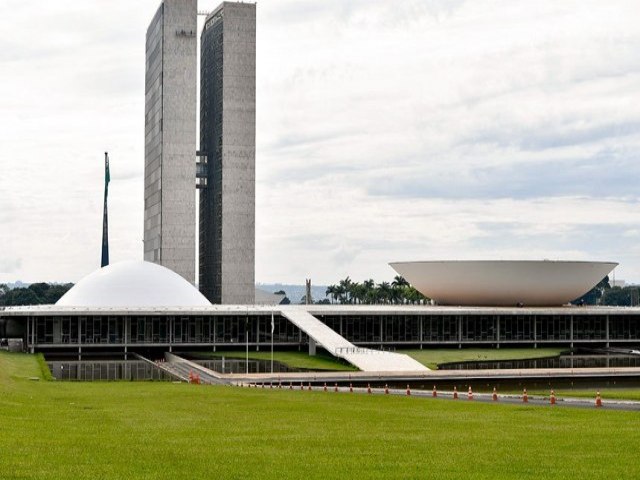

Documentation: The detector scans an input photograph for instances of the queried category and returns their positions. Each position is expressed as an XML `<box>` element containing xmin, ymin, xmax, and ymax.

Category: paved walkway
<box><xmin>223</xmin><ymin>366</ymin><xmax>640</xmax><ymax>384</ymax></box>
<box><xmin>237</xmin><ymin>384</ymin><xmax>640</xmax><ymax>411</ymax></box>
<box><xmin>280</xmin><ymin>307</ymin><xmax>428</xmax><ymax>372</ymax></box>
<box><xmin>161</xmin><ymin>354</ymin><xmax>640</xmax><ymax>410</ymax></box>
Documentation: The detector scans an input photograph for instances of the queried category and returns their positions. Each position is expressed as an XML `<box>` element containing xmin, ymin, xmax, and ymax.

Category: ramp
<box><xmin>280</xmin><ymin>307</ymin><xmax>428</xmax><ymax>372</ymax></box>
<box><xmin>164</xmin><ymin>352</ymin><xmax>226</xmax><ymax>384</ymax></box>
<box><xmin>131</xmin><ymin>353</ymin><xmax>188</xmax><ymax>382</ymax></box>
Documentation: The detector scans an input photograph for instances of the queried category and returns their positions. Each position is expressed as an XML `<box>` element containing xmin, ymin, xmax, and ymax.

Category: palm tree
<box><xmin>326</xmin><ymin>276</ymin><xmax>427</xmax><ymax>305</ymax></box>
<box><xmin>377</xmin><ymin>281</ymin><xmax>392</xmax><ymax>304</ymax></box>
<box><xmin>405</xmin><ymin>286</ymin><xmax>419</xmax><ymax>304</ymax></box>
<box><xmin>391</xmin><ymin>275</ymin><xmax>409</xmax><ymax>288</ymax></box>
<box><xmin>406</xmin><ymin>286</ymin><xmax>428</xmax><ymax>305</ymax></box>
<box><xmin>391</xmin><ymin>276</ymin><xmax>409</xmax><ymax>304</ymax></box>
<box><xmin>363</xmin><ymin>279</ymin><xmax>376</xmax><ymax>304</ymax></box>
<box><xmin>334</xmin><ymin>284</ymin><xmax>346</xmax><ymax>304</ymax></box>
<box><xmin>350</xmin><ymin>282</ymin><xmax>365</xmax><ymax>304</ymax></box>
<box><xmin>390</xmin><ymin>286</ymin><xmax>403</xmax><ymax>304</ymax></box>
<box><xmin>325</xmin><ymin>285</ymin><xmax>337</xmax><ymax>304</ymax></box>
<box><xmin>338</xmin><ymin>277</ymin><xmax>353</xmax><ymax>304</ymax></box>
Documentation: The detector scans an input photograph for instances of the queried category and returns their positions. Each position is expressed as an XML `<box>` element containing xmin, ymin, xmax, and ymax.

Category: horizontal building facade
<box><xmin>2</xmin><ymin>306</ymin><xmax>640</xmax><ymax>356</ymax></box>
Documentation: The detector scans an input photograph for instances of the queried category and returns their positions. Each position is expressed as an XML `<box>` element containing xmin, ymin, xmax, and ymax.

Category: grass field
<box><xmin>2</xmin><ymin>351</ymin><xmax>640</xmax><ymax>479</ymax></box>
<box><xmin>193</xmin><ymin>350</ymin><xmax>357</xmax><ymax>371</ymax></box>
<box><xmin>194</xmin><ymin>348</ymin><xmax>565</xmax><ymax>371</ymax></box>
<box><xmin>402</xmin><ymin>347</ymin><xmax>566</xmax><ymax>369</ymax></box>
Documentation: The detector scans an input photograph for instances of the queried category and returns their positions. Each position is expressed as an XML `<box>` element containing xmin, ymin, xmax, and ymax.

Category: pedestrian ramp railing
<box><xmin>164</xmin><ymin>352</ymin><xmax>226</xmax><ymax>384</ymax></box>
<box><xmin>280</xmin><ymin>307</ymin><xmax>428</xmax><ymax>372</ymax></box>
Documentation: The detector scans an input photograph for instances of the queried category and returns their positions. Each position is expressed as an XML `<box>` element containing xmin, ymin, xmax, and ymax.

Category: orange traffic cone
<box><xmin>406</xmin><ymin>384</ymin><xmax>411</xmax><ymax>396</ymax></box>
<box><xmin>384</xmin><ymin>384</ymin><xmax>389</xmax><ymax>395</ymax></box>
<box><xmin>453</xmin><ymin>386</ymin><xmax>458</xmax><ymax>399</ymax></box>
<box><xmin>550</xmin><ymin>390</ymin><xmax>556</xmax><ymax>405</ymax></box>
<box><xmin>349</xmin><ymin>383</ymin><xmax>353</xmax><ymax>393</ymax></box>
<box><xmin>323</xmin><ymin>383</ymin><xmax>327</xmax><ymax>392</ymax></box>
<box><xmin>468</xmin><ymin>386</ymin><xmax>473</xmax><ymax>400</ymax></box>
<box><xmin>492</xmin><ymin>387</ymin><xmax>498</xmax><ymax>401</ymax></box>
<box><xmin>595</xmin><ymin>391</ymin><xmax>602</xmax><ymax>408</ymax></box>
<box><xmin>367</xmin><ymin>383</ymin><xmax>372</xmax><ymax>394</ymax></box>
<box><xmin>523</xmin><ymin>388</ymin><xmax>528</xmax><ymax>403</ymax></box>
<box><xmin>432</xmin><ymin>386</ymin><xmax>437</xmax><ymax>398</ymax></box>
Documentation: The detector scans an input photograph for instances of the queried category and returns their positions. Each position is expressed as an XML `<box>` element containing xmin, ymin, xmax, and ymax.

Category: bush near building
<box><xmin>0</xmin><ymin>282</ymin><xmax>73</xmax><ymax>306</ymax></box>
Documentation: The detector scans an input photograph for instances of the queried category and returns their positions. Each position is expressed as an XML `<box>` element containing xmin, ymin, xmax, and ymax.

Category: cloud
<box><xmin>1</xmin><ymin>0</ymin><xmax>640</xmax><ymax>286</ymax></box>
<box><xmin>367</xmin><ymin>147</ymin><xmax>640</xmax><ymax>200</ymax></box>
<box><xmin>0</xmin><ymin>258</ymin><xmax>22</xmax><ymax>275</ymax></box>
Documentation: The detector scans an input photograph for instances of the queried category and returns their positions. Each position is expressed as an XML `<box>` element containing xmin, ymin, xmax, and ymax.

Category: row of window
<box><xmin>319</xmin><ymin>315</ymin><xmax>640</xmax><ymax>343</ymax></box>
<box><xmin>27</xmin><ymin>314</ymin><xmax>640</xmax><ymax>345</ymax></box>
<box><xmin>33</xmin><ymin>316</ymin><xmax>303</xmax><ymax>345</ymax></box>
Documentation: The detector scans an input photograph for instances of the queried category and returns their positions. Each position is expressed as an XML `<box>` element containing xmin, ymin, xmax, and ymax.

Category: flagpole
<box><xmin>271</xmin><ymin>310</ymin><xmax>274</xmax><ymax>374</ymax></box>
<box><xmin>101</xmin><ymin>152</ymin><xmax>110</xmax><ymax>268</ymax></box>
<box><xmin>245</xmin><ymin>309</ymin><xmax>249</xmax><ymax>375</ymax></box>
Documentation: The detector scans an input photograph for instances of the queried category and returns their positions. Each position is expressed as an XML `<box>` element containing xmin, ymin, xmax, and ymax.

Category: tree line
<box><xmin>575</xmin><ymin>276</ymin><xmax>640</xmax><ymax>307</ymax></box>
<box><xmin>0</xmin><ymin>283</ymin><xmax>73</xmax><ymax>306</ymax></box>
<box><xmin>324</xmin><ymin>276</ymin><xmax>429</xmax><ymax>305</ymax></box>
<box><xmin>323</xmin><ymin>274</ymin><xmax>639</xmax><ymax>307</ymax></box>
<box><xmin>1</xmin><ymin>276</ymin><xmax>638</xmax><ymax>307</ymax></box>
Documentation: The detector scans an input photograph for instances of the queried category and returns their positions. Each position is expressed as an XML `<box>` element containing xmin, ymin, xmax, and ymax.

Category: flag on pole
<box><xmin>271</xmin><ymin>311</ymin><xmax>275</xmax><ymax>334</ymax></box>
<box><xmin>101</xmin><ymin>152</ymin><xmax>110</xmax><ymax>268</ymax></box>
<box><xmin>105</xmin><ymin>153</ymin><xmax>110</xmax><ymax>186</ymax></box>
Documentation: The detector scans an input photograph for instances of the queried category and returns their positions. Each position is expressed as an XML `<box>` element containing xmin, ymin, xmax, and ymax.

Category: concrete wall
<box><xmin>143</xmin><ymin>5</ymin><xmax>164</xmax><ymax>265</ymax></box>
<box><xmin>144</xmin><ymin>0</ymin><xmax>197</xmax><ymax>284</ymax></box>
<box><xmin>199</xmin><ymin>2</ymin><xmax>256</xmax><ymax>304</ymax></box>
<box><xmin>220</xmin><ymin>2</ymin><xmax>256</xmax><ymax>304</ymax></box>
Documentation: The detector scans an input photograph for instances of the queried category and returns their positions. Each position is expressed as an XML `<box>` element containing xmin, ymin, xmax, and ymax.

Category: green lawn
<box><xmin>402</xmin><ymin>347</ymin><xmax>566</xmax><ymax>369</ymax></box>
<box><xmin>196</xmin><ymin>348</ymin><xmax>566</xmax><ymax>371</ymax></box>
<box><xmin>2</xmin><ymin>351</ymin><xmax>640</xmax><ymax>479</ymax></box>
<box><xmin>0</xmin><ymin>350</ymin><xmax>47</xmax><ymax>383</ymax></box>
<box><xmin>193</xmin><ymin>349</ymin><xmax>357</xmax><ymax>371</ymax></box>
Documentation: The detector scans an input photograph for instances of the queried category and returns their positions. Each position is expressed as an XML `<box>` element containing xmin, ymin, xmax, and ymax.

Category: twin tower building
<box><xmin>143</xmin><ymin>1</ymin><xmax>256</xmax><ymax>304</ymax></box>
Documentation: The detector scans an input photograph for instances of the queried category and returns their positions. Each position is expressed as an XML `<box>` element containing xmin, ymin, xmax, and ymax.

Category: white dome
<box><xmin>56</xmin><ymin>261</ymin><xmax>211</xmax><ymax>307</ymax></box>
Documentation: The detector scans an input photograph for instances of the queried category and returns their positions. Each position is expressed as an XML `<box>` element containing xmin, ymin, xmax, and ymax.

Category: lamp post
<box><xmin>271</xmin><ymin>310</ymin><xmax>274</xmax><ymax>374</ymax></box>
<box><xmin>245</xmin><ymin>309</ymin><xmax>249</xmax><ymax>375</ymax></box>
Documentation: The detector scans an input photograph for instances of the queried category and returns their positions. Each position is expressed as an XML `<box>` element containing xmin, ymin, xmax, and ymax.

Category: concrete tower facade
<box><xmin>144</xmin><ymin>0</ymin><xmax>198</xmax><ymax>284</ymax></box>
<box><xmin>199</xmin><ymin>3</ymin><xmax>256</xmax><ymax>304</ymax></box>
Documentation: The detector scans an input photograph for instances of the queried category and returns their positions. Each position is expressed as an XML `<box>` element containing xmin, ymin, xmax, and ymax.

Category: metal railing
<box><xmin>334</xmin><ymin>347</ymin><xmax>394</xmax><ymax>355</ymax></box>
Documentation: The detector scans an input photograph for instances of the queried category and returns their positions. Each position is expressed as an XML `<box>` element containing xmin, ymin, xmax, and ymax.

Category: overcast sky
<box><xmin>0</xmin><ymin>0</ymin><xmax>639</xmax><ymax>285</ymax></box>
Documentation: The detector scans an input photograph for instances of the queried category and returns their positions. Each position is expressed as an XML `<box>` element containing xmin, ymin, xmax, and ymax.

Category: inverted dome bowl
<box><xmin>389</xmin><ymin>260</ymin><xmax>617</xmax><ymax>307</ymax></box>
